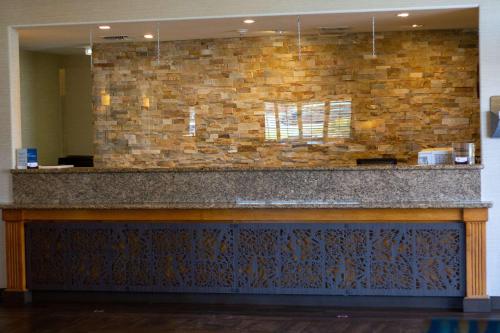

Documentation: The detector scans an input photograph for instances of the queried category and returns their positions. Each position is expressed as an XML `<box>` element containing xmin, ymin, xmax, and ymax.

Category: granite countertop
<box><xmin>11</xmin><ymin>164</ymin><xmax>484</xmax><ymax>174</ymax></box>
<box><xmin>0</xmin><ymin>200</ymin><xmax>492</xmax><ymax>210</ymax></box>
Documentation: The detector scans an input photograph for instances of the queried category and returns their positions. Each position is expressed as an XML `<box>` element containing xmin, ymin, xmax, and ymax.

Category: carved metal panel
<box><xmin>151</xmin><ymin>226</ymin><xmax>194</xmax><ymax>290</ymax></box>
<box><xmin>193</xmin><ymin>225</ymin><xmax>234</xmax><ymax>290</ymax></box>
<box><xmin>25</xmin><ymin>222</ymin><xmax>465</xmax><ymax>296</ymax></box>
<box><xmin>325</xmin><ymin>228</ymin><xmax>369</xmax><ymax>292</ymax></box>
<box><xmin>27</xmin><ymin>224</ymin><xmax>67</xmax><ymax>290</ymax></box>
<box><xmin>236</xmin><ymin>227</ymin><xmax>280</xmax><ymax>291</ymax></box>
<box><xmin>66</xmin><ymin>226</ymin><xmax>112</xmax><ymax>291</ymax></box>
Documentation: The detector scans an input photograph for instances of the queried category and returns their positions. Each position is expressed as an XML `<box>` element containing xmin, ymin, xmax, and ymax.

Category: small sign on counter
<box><xmin>16</xmin><ymin>148</ymin><xmax>38</xmax><ymax>169</ymax></box>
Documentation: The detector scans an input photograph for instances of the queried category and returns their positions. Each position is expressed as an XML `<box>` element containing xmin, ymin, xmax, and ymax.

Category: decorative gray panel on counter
<box><xmin>26</xmin><ymin>222</ymin><xmax>465</xmax><ymax>297</ymax></box>
<box><xmin>12</xmin><ymin>166</ymin><xmax>481</xmax><ymax>205</ymax></box>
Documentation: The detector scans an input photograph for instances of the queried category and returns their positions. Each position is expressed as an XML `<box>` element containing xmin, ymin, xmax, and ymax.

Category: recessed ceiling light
<box><xmin>397</xmin><ymin>12</ymin><xmax>410</xmax><ymax>17</ymax></box>
<box><xmin>412</xmin><ymin>24</ymin><xmax>423</xmax><ymax>28</ymax></box>
<box><xmin>243</xmin><ymin>19</ymin><xmax>255</xmax><ymax>24</ymax></box>
<box><xmin>98</xmin><ymin>25</ymin><xmax>111</xmax><ymax>30</ymax></box>
<box><xmin>144</xmin><ymin>34</ymin><xmax>154</xmax><ymax>39</ymax></box>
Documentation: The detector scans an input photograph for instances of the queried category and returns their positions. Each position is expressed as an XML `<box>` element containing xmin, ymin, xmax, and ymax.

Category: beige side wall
<box><xmin>20</xmin><ymin>50</ymin><xmax>63</xmax><ymax>165</ymax></box>
<box><xmin>1</xmin><ymin>0</ymin><xmax>500</xmax><ymax>295</ymax></box>
<box><xmin>61</xmin><ymin>55</ymin><xmax>93</xmax><ymax>156</ymax></box>
<box><xmin>19</xmin><ymin>52</ymin><xmax>93</xmax><ymax>165</ymax></box>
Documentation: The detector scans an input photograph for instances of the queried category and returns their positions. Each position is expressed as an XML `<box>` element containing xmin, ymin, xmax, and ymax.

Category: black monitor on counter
<box><xmin>58</xmin><ymin>155</ymin><xmax>94</xmax><ymax>167</ymax></box>
<box><xmin>356</xmin><ymin>158</ymin><xmax>397</xmax><ymax>165</ymax></box>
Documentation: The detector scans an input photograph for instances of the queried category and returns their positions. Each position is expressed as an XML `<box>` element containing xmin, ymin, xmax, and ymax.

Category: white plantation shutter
<box><xmin>264</xmin><ymin>102</ymin><xmax>278</xmax><ymax>141</ymax></box>
<box><xmin>278</xmin><ymin>103</ymin><xmax>299</xmax><ymax>139</ymax></box>
<box><xmin>263</xmin><ymin>99</ymin><xmax>352</xmax><ymax>141</ymax></box>
<box><xmin>302</xmin><ymin>102</ymin><xmax>325</xmax><ymax>139</ymax></box>
<box><xmin>328</xmin><ymin>100</ymin><xmax>352</xmax><ymax>139</ymax></box>
<box><xmin>187</xmin><ymin>106</ymin><xmax>196</xmax><ymax>136</ymax></box>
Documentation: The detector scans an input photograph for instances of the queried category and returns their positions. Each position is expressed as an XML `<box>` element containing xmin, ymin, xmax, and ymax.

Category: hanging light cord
<box><xmin>372</xmin><ymin>16</ymin><xmax>376</xmax><ymax>58</ymax></box>
<box><xmin>156</xmin><ymin>23</ymin><xmax>160</xmax><ymax>65</ymax></box>
<box><xmin>297</xmin><ymin>16</ymin><xmax>302</xmax><ymax>61</ymax></box>
<box><xmin>89</xmin><ymin>31</ymin><xmax>93</xmax><ymax>70</ymax></box>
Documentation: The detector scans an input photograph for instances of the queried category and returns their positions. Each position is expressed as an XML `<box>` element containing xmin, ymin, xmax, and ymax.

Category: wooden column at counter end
<box><xmin>2</xmin><ymin>209</ymin><xmax>31</xmax><ymax>304</ymax></box>
<box><xmin>463</xmin><ymin>208</ymin><xmax>489</xmax><ymax>312</ymax></box>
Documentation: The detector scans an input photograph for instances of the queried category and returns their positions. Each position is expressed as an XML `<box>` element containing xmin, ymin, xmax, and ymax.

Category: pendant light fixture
<box><xmin>297</xmin><ymin>15</ymin><xmax>302</xmax><ymax>61</ymax></box>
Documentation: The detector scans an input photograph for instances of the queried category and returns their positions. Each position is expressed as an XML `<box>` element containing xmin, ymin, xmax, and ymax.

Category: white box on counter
<box><xmin>418</xmin><ymin>148</ymin><xmax>453</xmax><ymax>165</ymax></box>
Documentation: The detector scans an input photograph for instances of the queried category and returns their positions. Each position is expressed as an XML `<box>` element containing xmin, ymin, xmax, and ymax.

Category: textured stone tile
<box><xmin>91</xmin><ymin>30</ymin><xmax>479</xmax><ymax>168</ymax></box>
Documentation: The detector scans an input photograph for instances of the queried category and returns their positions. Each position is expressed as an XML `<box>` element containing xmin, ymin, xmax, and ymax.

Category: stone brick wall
<box><xmin>92</xmin><ymin>29</ymin><xmax>479</xmax><ymax>167</ymax></box>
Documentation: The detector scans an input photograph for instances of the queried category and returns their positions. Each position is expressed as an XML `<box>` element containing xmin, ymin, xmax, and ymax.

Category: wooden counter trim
<box><xmin>9</xmin><ymin>208</ymin><xmax>465</xmax><ymax>222</ymax></box>
<box><xmin>463</xmin><ymin>207</ymin><xmax>488</xmax><ymax>299</ymax></box>
<box><xmin>3</xmin><ymin>210</ymin><xmax>26</xmax><ymax>292</ymax></box>
<box><xmin>1</xmin><ymin>207</ymin><xmax>489</xmax><ymax>302</ymax></box>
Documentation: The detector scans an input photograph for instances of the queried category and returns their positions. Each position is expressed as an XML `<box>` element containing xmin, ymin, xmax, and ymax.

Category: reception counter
<box><xmin>1</xmin><ymin>165</ymin><xmax>491</xmax><ymax>311</ymax></box>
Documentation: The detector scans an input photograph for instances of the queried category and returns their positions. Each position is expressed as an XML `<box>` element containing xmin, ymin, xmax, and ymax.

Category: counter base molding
<box><xmin>2</xmin><ymin>208</ymin><xmax>489</xmax><ymax>312</ymax></box>
<box><xmin>463</xmin><ymin>297</ymin><xmax>491</xmax><ymax>313</ymax></box>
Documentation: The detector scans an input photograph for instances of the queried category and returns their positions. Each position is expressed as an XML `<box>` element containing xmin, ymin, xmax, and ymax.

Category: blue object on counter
<box><xmin>27</xmin><ymin>148</ymin><xmax>38</xmax><ymax>169</ymax></box>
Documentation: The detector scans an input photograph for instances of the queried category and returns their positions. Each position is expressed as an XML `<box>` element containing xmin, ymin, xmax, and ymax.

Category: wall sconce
<box><xmin>101</xmin><ymin>94</ymin><xmax>110</xmax><ymax>106</ymax></box>
<box><xmin>142</xmin><ymin>97</ymin><xmax>150</xmax><ymax>108</ymax></box>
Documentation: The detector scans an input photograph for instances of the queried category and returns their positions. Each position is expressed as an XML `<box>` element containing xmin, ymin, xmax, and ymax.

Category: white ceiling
<box><xmin>18</xmin><ymin>8</ymin><xmax>478</xmax><ymax>55</ymax></box>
